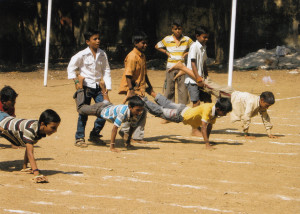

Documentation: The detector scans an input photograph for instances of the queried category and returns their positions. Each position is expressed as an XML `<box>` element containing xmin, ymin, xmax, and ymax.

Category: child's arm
<box><xmin>260</xmin><ymin>111</ymin><xmax>277</xmax><ymax>138</ymax></box>
<box><xmin>25</xmin><ymin>143</ymin><xmax>48</xmax><ymax>183</ymax></box>
<box><xmin>99</xmin><ymin>78</ymin><xmax>110</xmax><ymax>102</ymax></box>
<box><xmin>110</xmin><ymin>125</ymin><xmax>120</xmax><ymax>152</ymax></box>
<box><xmin>191</xmin><ymin>59</ymin><xmax>204</xmax><ymax>87</ymax></box>
<box><xmin>145</xmin><ymin>74</ymin><xmax>153</xmax><ymax>90</ymax></box>
<box><xmin>201</xmin><ymin>121</ymin><xmax>214</xmax><ymax>150</ymax></box>
<box><xmin>155</xmin><ymin>44</ymin><xmax>171</xmax><ymax>58</ymax></box>
<box><xmin>126</xmin><ymin>76</ymin><xmax>136</xmax><ymax>98</ymax></box>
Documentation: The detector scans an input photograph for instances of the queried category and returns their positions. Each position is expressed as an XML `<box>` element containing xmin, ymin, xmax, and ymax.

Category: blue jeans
<box><xmin>0</xmin><ymin>111</ymin><xmax>10</xmax><ymax>122</ymax></box>
<box><xmin>75</xmin><ymin>86</ymin><xmax>106</xmax><ymax>140</ymax></box>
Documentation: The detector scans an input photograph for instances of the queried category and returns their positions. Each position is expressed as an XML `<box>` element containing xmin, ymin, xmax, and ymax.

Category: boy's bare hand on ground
<box><xmin>205</xmin><ymin>143</ymin><xmax>216</xmax><ymax>150</ymax></box>
<box><xmin>32</xmin><ymin>174</ymin><xmax>48</xmax><ymax>183</ymax></box>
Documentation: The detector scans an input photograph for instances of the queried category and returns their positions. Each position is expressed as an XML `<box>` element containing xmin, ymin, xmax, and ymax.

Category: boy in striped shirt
<box><xmin>74</xmin><ymin>76</ymin><xmax>144</xmax><ymax>152</ymax></box>
<box><xmin>0</xmin><ymin>109</ymin><xmax>60</xmax><ymax>183</ymax></box>
<box><xmin>155</xmin><ymin>19</ymin><xmax>193</xmax><ymax>110</ymax></box>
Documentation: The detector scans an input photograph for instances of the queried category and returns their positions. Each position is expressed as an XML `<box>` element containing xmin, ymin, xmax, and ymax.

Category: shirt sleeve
<box><xmin>189</xmin><ymin>44</ymin><xmax>197</xmax><ymax>60</ymax></box>
<box><xmin>124</xmin><ymin>54</ymin><xmax>136</xmax><ymax>77</ymax></box>
<box><xmin>67</xmin><ymin>52</ymin><xmax>83</xmax><ymax>79</ymax></box>
<box><xmin>188</xmin><ymin>38</ymin><xmax>194</xmax><ymax>47</ymax></box>
<box><xmin>101</xmin><ymin>52</ymin><xmax>112</xmax><ymax>90</ymax></box>
<box><xmin>260</xmin><ymin>110</ymin><xmax>273</xmax><ymax>133</ymax></box>
<box><xmin>201</xmin><ymin>107</ymin><xmax>213</xmax><ymax>124</ymax></box>
<box><xmin>156</xmin><ymin>37</ymin><xmax>166</xmax><ymax>48</ymax></box>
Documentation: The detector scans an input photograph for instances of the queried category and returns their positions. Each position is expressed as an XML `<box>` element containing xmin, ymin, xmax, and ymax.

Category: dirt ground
<box><xmin>0</xmin><ymin>67</ymin><xmax>299</xmax><ymax>214</ymax></box>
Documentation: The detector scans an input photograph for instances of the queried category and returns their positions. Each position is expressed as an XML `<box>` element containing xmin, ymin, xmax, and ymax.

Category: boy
<box><xmin>231</xmin><ymin>91</ymin><xmax>277</xmax><ymax>139</ymax></box>
<box><xmin>118</xmin><ymin>31</ymin><xmax>153</xmax><ymax>144</ymax></box>
<box><xmin>75</xmin><ymin>76</ymin><xmax>145</xmax><ymax>152</ymax></box>
<box><xmin>0</xmin><ymin>86</ymin><xmax>19</xmax><ymax>149</ymax></box>
<box><xmin>0</xmin><ymin>109</ymin><xmax>60</xmax><ymax>183</ymax></box>
<box><xmin>185</xmin><ymin>26</ymin><xmax>210</xmax><ymax>136</ymax></box>
<box><xmin>0</xmin><ymin>86</ymin><xmax>18</xmax><ymax>117</ymax></box>
<box><xmin>155</xmin><ymin>19</ymin><xmax>193</xmax><ymax>122</ymax></box>
<box><xmin>169</xmin><ymin>63</ymin><xmax>276</xmax><ymax>138</ymax></box>
<box><xmin>67</xmin><ymin>29</ymin><xmax>111</xmax><ymax>148</ymax></box>
<box><xmin>143</xmin><ymin>88</ymin><xmax>232</xmax><ymax>149</ymax></box>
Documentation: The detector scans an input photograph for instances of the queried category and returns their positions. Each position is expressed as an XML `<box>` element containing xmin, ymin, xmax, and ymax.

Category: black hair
<box><xmin>0</xmin><ymin>86</ymin><xmax>18</xmax><ymax>103</ymax></box>
<box><xmin>132</xmin><ymin>31</ymin><xmax>148</xmax><ymax>44</ymax></box>
<box><xmin>128</xmin><ymin>96</ymin><xmax>145</xmax><ymax>108</ymax></box>
<box><xmin>84</xmin><ymin>29</ymin><xmax>100</xmax><ymax>41</ymax></box>
<box><xmin>260</xmin><ymin>91</ymin><xmax>275</xmax><ymax>104</ymax></box>
<box><xmin>215</xmin><ymin>98</ymin><xmax>232</xmax><ymax>113</ymax></box>
<box><xmin>172</xmin><ymin>19</ymin><xmax>182</xmax><ymax>27</ymax></box>
<box><xmin>38</xmin><ymin>109</ymin><xmax>61</xmax><ymax>126</ymax></box>
<box><xmin>195</xmin><ymin>26</ymin><xmax>209</xmax><ymax>36</ymax></box>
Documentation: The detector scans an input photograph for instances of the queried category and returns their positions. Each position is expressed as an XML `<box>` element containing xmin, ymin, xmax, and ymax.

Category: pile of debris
<box><xmin>234</xmin><ymin>46</ymin><xmax>300</xmax><ymax>70</ymax></box>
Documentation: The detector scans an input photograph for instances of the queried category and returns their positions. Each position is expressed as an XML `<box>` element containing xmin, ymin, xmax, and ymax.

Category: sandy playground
<box><xmin>0</xmin><ymin>67</ymin><xmax>299</xmax><ymax>214</ymax></box>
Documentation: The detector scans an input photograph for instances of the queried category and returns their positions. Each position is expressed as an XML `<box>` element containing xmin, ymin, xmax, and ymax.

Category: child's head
<box><xmin>215</xmin><ymin>98</ymin><xmax>232</xmax><ymax>116</ymax></box>
<box><xmin>171</xmin><ymin>19</ymin><xmax>183</xmax><ymax>38</ymax></box>
<box><xmin>128</xmin><ymin>96</ymin><xmax>145</xmax><ymax>117</ymax></box>
<box><xmin>38</xmin><ymin>109</ymin><xmax>61</xmax><ymax>136</ymax></box>
<box><xmin>0</xmin><ymin>86</ymin><xmax>18</xmax><ymax>111</ymax></box>
<box><xmin>84</xmin><ymin>29</ymin><xmax>100</xmax><ymax>50</ymax></box>
<box><xmin>195</xmin><ymin>26</ymin><xmax>209</xmax><ymax>46</ymax></box>
<box><xmin>259</xmin><ymin>91</ymin><xmax>275</xmax><ymax>110</ymax></box>
<box><xmin>132</xmin><ymin>31</ymin><xmax>148</xmax><ymax>52</ymax></box>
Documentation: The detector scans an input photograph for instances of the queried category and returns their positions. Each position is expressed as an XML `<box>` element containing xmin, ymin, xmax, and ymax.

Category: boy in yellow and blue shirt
<box><xmin>143</xmin><ymin>88</ymin><xmax>232</xmax><ymax>149</ymax></box>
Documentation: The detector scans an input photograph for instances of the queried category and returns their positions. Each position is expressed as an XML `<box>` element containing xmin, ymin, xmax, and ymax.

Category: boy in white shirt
<box><xmin>185</xmin><ymin>26</ymin><xmax>210</xmax><ymax>136</ymax></box>
<box><xmin>67</xmin><ymin>29</ymin><xmax>111</xmax><ymax>148</ymax></box>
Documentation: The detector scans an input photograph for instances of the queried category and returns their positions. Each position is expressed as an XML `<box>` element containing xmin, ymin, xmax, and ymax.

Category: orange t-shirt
<box><xmin>118</xmin><ymin>48</ymin><xmax>147</xmax><ymax>96</ymax></box>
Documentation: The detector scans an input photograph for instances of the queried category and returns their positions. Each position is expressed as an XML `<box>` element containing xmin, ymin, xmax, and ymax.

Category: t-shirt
<box><xmin>182</xmin><ymin>103</ymin><xmax>216</xmax><ymax>128</ymax></box>
<box><xmin>100</xmin><ymin>104</ymin><xmax>141</xmax><ymax>128</ymax></box>
<box><xmin>156</xmin><ymin>34</ymin><xmax>193</xmax><ymax>69</ymax></box>
<box><xmin>0</xmin><ymin>116</ymin><xmax>45</xmax><ymax>146</ymax></box>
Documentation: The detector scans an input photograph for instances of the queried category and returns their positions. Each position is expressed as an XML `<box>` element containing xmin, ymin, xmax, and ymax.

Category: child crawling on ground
<box><xmin>142</xmin><ymin>87</ymin><xmax>232</xmax><ymax>149</ymax></box>
<box><xmin>169</xmin><ymin>61</ymin><xmax>277</xmax><ymax>138</ymax></box>
<box><xmin>74</xmin><ymin>75</ymin><xmax>145</xmax><ymax>152</ymax></box>
<box><xmin>0</xmin><ymin>109</ymin><xmax>60</xmax><ymax>183</ymax></box>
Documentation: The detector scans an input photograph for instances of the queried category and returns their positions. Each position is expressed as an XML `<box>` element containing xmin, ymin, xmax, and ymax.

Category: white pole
<box><xmin>43</xmin><ymin>0</ymin><xmax>53</xmax><ymax>86</ymax></box>
<box><xmin>228</xmin><ymin>0</ymin><xmax>237</xmax><ymax>87</ymax></box>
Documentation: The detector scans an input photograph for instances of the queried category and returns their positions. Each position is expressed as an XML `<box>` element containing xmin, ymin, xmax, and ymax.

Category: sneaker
<box><xmin>75</xmin><ymin>138</ymin><xmax>88</xmax><ymax>148</ymax></box>
<box><xmin>88</xmin><ymin>134</ymin><xmax>106</xmax><ymax>146</ymax></box>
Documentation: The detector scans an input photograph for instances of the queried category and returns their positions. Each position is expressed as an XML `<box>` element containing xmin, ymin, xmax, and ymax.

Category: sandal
<box><xmin>75</xmin><ymin>138</ymin><xmax>88</xmax><ymax>148</ymax></box>
<box><xmin>32</xmin><ymin>174</ymin><xmax>48</xmax><ymax>183</ymax></box>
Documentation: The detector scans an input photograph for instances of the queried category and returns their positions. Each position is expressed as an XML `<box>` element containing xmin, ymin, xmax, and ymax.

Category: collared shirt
<box><xmin>230</xmin><ymin>91</ymin><xmax>272</xmax><ymax>134</ymax></box>
<box><xmin>100</xmin><ymin>104</ymin><xmax>141</xmax><ymax>128</ymax></box>
<box><xmin>67</xmin><ymin>47</ymin><xmax>112</xmax><ymax>89</ymax></box>
<box><xmin>185</xmin><ymin>40</ymin><xmax>207</xmax><ymax>84</ymax></box>
<box><xmin>119</xmin><ymin>48</ymin><xmax>147</xmax><ymax>96</ymax></box>
<box><xmin>156</xmin><ymin>34</ymin><xmax>193</xmax><ymax>69</ymax></box>
<box><xmin>0</xmin><ymin>116</ymin><xmax>45</xmax><ymax>147</ymax></box>
<box><xmin>182</xmin><ymin>103</ymin><xmax>217</xmax><ymax>128</ymax></box>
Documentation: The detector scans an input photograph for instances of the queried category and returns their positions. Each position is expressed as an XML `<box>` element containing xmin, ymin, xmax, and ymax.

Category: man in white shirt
<box><xmin>67</xmin><ymin>29</ymin><xmax>111</xmax><ymax>148</ymax></box>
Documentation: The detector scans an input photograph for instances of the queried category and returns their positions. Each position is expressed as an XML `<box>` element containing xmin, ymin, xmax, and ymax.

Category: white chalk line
<box><xmin>276</xmin><ymin>96</ymin><xmax>300</xmax><ymax>101</ymax></box>
<box><xmin>3</xmin><ymin>209</ymin><xmax>39</xmax><ymax>214</ymax></box>
<box><xmin>218</xmin><ymin>160</ymin><xmax>252</xmax><ymax>164</ymax></box>
<box><xmin>249</xmin><ymin>151</ymin><xmax>298</xmax><ymax>155</ymax></box>
<box><xmin>275</xmin><ymin>195</ymin><xmax>300</xmax><ymax>201</ymax></box>
<box><xmin>226</xmin><ymin>129</ymin><xmax>300</xmax><ymax>137</ymax></box>
<box><xmin>269</xmin><ymin>141</ymin><xmax>300</xmax><ymax>146</ymax></box>
<box><xmin>252</xmin><ymin>122</ymin><xmax>300</xmax><ymax>127</ymax></box>
<box><xmin>169</xmin><ymin>203</ymin><xmax>233</xmax><ymax>213</ymax></box>
<box><xmin>30</xmin><ymin>201</ymin><xmax>53</xmax><ymax>205</ymax></box>
<box><xmin>59</xmin><ymin>163</ymin><xmax>113</xmax><ymax>171</ymax></box>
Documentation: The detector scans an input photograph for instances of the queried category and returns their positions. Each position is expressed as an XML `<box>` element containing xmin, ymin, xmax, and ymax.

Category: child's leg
<box><xmin>168</xmin><ymin>62</ymin><xmax>198</xmax><ymax>81</ymax></box>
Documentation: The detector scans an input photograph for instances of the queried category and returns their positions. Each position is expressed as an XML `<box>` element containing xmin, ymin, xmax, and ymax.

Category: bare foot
<box><xmin>205</xmin><ymin>143</ymin><xmax>216</xmax><ymax>150</ymax></box>
<box><xmin>167</xmin><ymin>61</ymin><xmax>183</xmax><ymax>73</ymax></box>
<box><xmin>173</xmin><ymin>70</ymin><xmax>185</xmax><ymax>80</ymax></box>
<box><xmin>268</xmin><ymin>134</ymin><xmax>278</xmax><ymax>138</ymax></box>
